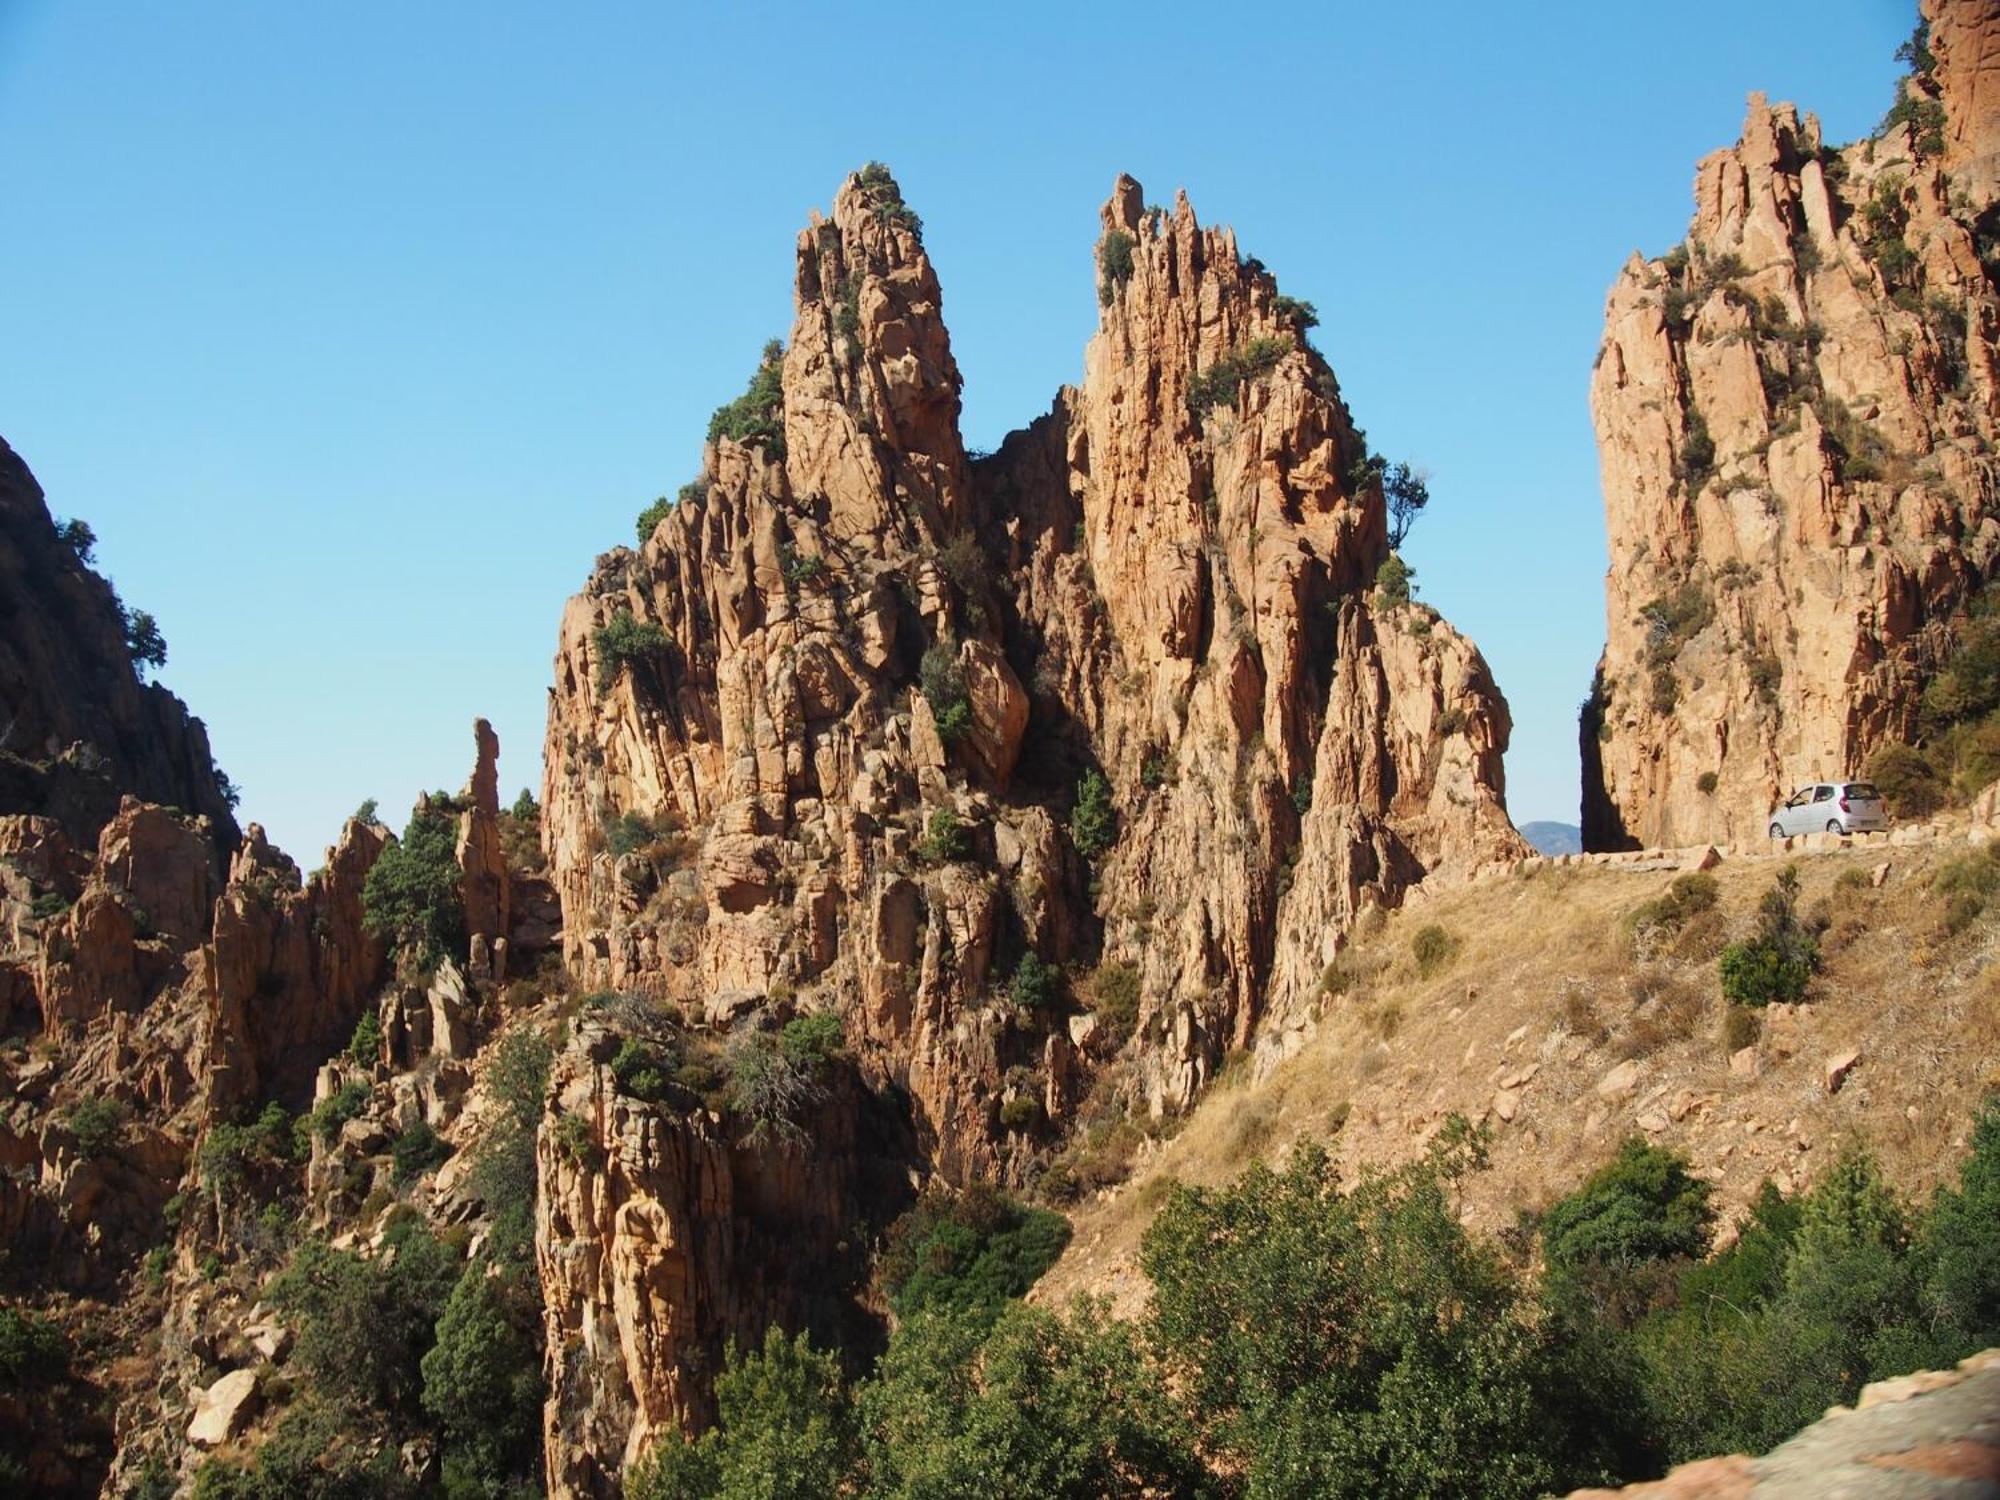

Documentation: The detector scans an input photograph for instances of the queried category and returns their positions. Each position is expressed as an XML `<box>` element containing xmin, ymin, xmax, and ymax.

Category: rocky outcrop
<box><xmin>1930</xmin><ymin>0</ymin><xmax>2000</xmax><ymax>199</ymax></box>
<box><xmin>543</xmin><ymin>164</ymin><xmax>1521</xmax><ymax>1159</ymax></box>
<box><xmin>535</xmin><ymin>1024</ymin><xmax>903</xmax><ymax>1496</ymax></box>
<box><xmin>537</xmin><ymin>165</ymin><xmax>1524</xmax><ymax>1479</ymax></box>
<box><xmin>0</xmin><ymin>437</ymin><xmax>239</xmax><ymax>852</ymax></box>
<box><xmin>0</xmin><ymin>798</ymin><xmax>392</xmax><ymax>1291</ymax></box>
<box><xmin>1584</xmin><ymin>22</ymin><xmax>2000</xmax><ymax>850</ymax></box>
<box><xmin>981</xmin><ymin>179</ymin><xmax>1525</xmax><ymax>1084</ymax></box>
<box><xmin>458</xmin><ymin>717</ymin><xmax>513</xmax><ymax>972</ymax></box>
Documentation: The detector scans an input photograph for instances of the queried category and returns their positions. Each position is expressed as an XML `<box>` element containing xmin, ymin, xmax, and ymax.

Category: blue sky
<box><xmin>0</xmin><ymin>2</ymin><xmax>1912</xmax><ymax>858</ymax></box>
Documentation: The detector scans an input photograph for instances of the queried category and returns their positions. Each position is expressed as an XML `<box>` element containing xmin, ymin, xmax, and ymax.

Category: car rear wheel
<box><xmin>1769</xmin><ymin>823</ymin><xmax>1783</xmax><ymax>838</ymax></box>
<box><xmin>1826</xmin><ymin>819</ymin><xmax>1843</xmax><ymax>834</ymax></box>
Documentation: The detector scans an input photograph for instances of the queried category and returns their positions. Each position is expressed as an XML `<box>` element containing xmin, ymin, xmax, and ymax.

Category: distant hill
<box><xmin>1519</xmin><ymin>820</ymin><xmax>1582</xmax><ymax>855</ymax></box>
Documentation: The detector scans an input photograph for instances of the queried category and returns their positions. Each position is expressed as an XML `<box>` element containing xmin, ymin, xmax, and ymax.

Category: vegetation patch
<box><xmin>706</xmin><ymin>340</ymin><xmax>787</xmax><ymax>457</ymax></box>
<box><xmin>593</xmin><ymin>608</ymin><xmax>670</xmax><ymax>695</ymax></box>
<box><xmin>1410</xmin><ymin>922</ymin><xmax>1459</xmax><ymax>978</ymax></box>
<box><xmin>1718</xmin><ymin>865</ymin><xmax>1821</xmax><ymax>1007</ymax></box>
<box><xmin>1096</xmin><ymin>229</ymin><xmax>1135</xmax><ymax>306</ymax></box>
<box><xmin>362</xmin><ymin>798</ymin><xmax>465</xmax><ymax>963</ymax></box>
<box><xmin>1184</xmin><ymin>335</ymin><xmax>1291</xmax><ymax>419</ymax></box>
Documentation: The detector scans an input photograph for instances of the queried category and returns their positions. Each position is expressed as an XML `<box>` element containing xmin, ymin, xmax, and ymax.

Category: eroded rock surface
<box><xmin>1584</xmin><ymin>4</ymin><xmax>2000</xmax><ymax>850</ymax></box>
<box><xmin>536</xmin><ymin>164</ymin><xmax>1525</xmax><ymax>1481</ymax></box>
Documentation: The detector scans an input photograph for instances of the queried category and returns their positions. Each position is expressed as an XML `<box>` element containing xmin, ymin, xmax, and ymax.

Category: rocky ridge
<box><xmin>1583</xmin><ymin>0</ymin><xmax>2000</xmax><ymax>850</ymax></box>
<box><xmin>0</xmin><ymin>438</ymin><xmax>239</xmax><ymax>855</ymax></box>
<box><xmin>534</xmin><ymin>164</ymin><xmax>1525</xmax><ymax>1485</ymax></box>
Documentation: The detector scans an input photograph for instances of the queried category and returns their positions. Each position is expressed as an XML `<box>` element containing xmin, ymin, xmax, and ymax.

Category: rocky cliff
<box><xmin>1583</xmin><ymin>0</ymin><xmax>2000</xmax><ymax>850</ymax></box>
<box><xmin>0</xmin><ymin>438</ymin><xmax>240</xmax><ymax>853</ymax></box>
<box><xmin>536</xmin><ymin>162</ymin><xmax>1525</xmax><ymax>1484</ymax></box>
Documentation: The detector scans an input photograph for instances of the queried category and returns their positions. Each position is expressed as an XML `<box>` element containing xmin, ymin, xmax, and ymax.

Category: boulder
<box><xmin>186</xmin><ymin>1368</ymin><xmax>260</xmax><ymax>1448</ymax></box>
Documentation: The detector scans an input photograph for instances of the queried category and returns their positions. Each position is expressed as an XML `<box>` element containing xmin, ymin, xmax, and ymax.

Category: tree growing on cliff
<box><xmin>707</xmin><ymin>340</ymin><xmax>788</xmax><ymax>458</ymax></box>
<box><xmin>1384</xmin><ymin>461</ymin><xmax>1430</xmax><ymax>547</ymax></box>
<box><xmin>121</xmin><ymin>605</ymin><xmax>167</xmax><ymax>676</ymax></box>
<box><xmin>362</xmin><ymin>798</ymin><xmax>466</xmax><ymax>964</ymax></box>
<box><xmin>1070</xmin><ymin>770</ymin><xmax>1116</xmax><ymax>862</ymax></box>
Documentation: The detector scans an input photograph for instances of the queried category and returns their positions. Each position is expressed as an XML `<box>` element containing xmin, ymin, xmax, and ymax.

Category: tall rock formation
<box><xmin>1584</xmin><ymin>0</ymin><xmax>2000</xmax><ymax>850</ymax></box>
<box><xmin>538</xmin><ymin>164</ymin><xmax>1525</xmax><ymax>1484</ymax></box>
<box><xmin>0</xmin><ymin>438</ymin><xmax>240</xmax><ymax>852</ymax></box>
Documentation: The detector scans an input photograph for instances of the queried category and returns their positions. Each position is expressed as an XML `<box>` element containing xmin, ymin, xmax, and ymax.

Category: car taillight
<box><xmin>1839</xmin><ymin>796</ymin><xmax>1850</xmax><ymax>812</ymax></box>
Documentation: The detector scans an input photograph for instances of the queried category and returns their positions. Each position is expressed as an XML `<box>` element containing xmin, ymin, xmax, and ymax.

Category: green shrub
<box><xmin>1639</xmin><ymin>583</ymin><xmax>1713</xmax><ymax>666</ymax></box>
<box><xmin>1142</xmin><ymin>1126</ymin><xmax>1636</xmax><ymax>1496</ymax></box>
<box><xmin>353</xmin><ymin>796</ymin><xmax>380</xmax><ymax>825</ymax></box>
<box><xmin>855</xmin><ymin>160</ymin><xmax>922</xmax><ymax>238</ymax></box>
<box><xmin>917</xmin><ymin>808</ymin><xmax>970</xmax><ymax>864</ymax></box>
<box><xmin>724</xmin><ymin>1030</ymin><xmax>824</xmax><ymax>1134</ymax></box>
<box><xmin>0</xmin><ymin>1307</ymin><xmax>66</xmax><ymax>1388</ymax></box>
<box><xmin>627</xmin><ymin>1327</ymin><xmax>856</xmax><ymax>1500</ymax></box>
<box><xmin>1629</xmin><ymin>872</ymin><xmax>1719</xmax><ymax>937</ymax></box>
<box><xmin>1185</xmin><ymin>336</ymin><xmax>1291</xmax><ymax>418</ymax></box>
<box><xmin>879</xmin><ymin>1181</ymin><xmax>1072</xmax><ymax>1324</ymax></box>
<box><xmin>362</xmin><ymin>798</ymin><xmax>465</xmax><ymax>961</ymax></box>
<box><xmin>198</xmin><ymin>1102</ymin><xmax>299</xmax><ymax>1198</ymax></box>
<box><xmin>268</xmin><ymin>1220</ymin><xmax>456</xmax><ymax>1410</ymax></box>
<box><xmin>1675</xmin><ymin>409</ymin><xmax>1716</xmax><ymax>493</ymax></box>
<box><xmin>781</xmin><ymin>545</ymin><xmax>827</xmax><ymax>588</ymax></box>
<box><xmin>1070</xmin><ymin>769</ymin><xmax>1117</xmax><ymax>861</ymax></box>
<box><xmin>706</xmin><ymin>340</ymin><xmax>787</xmax><ymax>457</ymax></box>
<box><xmin>604</xmin><ymin>809</ymin><xmax>657</xmax><ymax>859</ymax></box>
<box><xmin>486</xmin><ymin>1028</ymin><xmax>553</xmax><ymax>1131</ymax></box>
<box><xmin>309</xmin><ymin>1080</ymin><xmax>371</xmax><ymax>1142</ymax></box>
<box><xmin>347</xmin><ymin>1009</ymin><xmax>382</xmax><ymax>1065</ymax></box>
<box><xmin>1868</xmin><ymin>742</ymin><xmax>1946</xmax><ymax>818</ymax></box>
<box><xmin>1089</xmin><ymin>960</ymin><xmax>1141</xmax><ymax>1042</ymax></box>
<box><xmin>1097</xmin><ymin>229</ymin><xmax>1136</xmax><ymax>305</ymax></box>
<box><xmin>1383</xmin><ymin>460</ymin><xmax>1430</xmax><ymax>547</ymax></box>
<box><xmin>592</xmin><ymin>608</ymin><xmax>670</xmax><ymax>695</ymax></box>
<box><xmin>1720</xmin><ymin>1003</ymin><xmax>1760</xmax><ymax>1052</ymax></box>
<box><xmin>612</xmin><ymin>1036</ymin><xmax>674</xmax><ymax>1102</ymax></box>
<box><xmin>1273</xmin><ymin>294</ymin><xmax>1319</xmax><ymax>329</ymax></box>
<box><xmin>55</xmin><ymin>515</ymin><xmax>96</xmax><ymax>562</ymax></box>
<box><xmin>420</xmin><ymin>1264</ymin><xmax>543</xmax><ymax>1492</ymax></box>
<box><xmin>1748</xmin><ymin>652</ymin><xmax>1783</xmax><ymax>705</ymax></box>
<box><xmin>1718</xmin><ymin>866</ymin><xmax>1819</xmax><ymax>1006</ymax></box>
<box><xmin>1695</xmin><ymin>771</ymin><xmax>1719</xmax><ymax>795</ymax></box>
<box><xmin>1543</xmin><ymin>1137</ymin><xmax>1714</xmax><ymax>1277</ymax></box>
<box><xmin>391</xmin><ymin>1119</ymin><xmax>451</xmax><ymax>1184</ymax></box>
<box><xmin>122</xmin><ymin>605</ymin><xmax>167</xmax><ymax>674</ymax></box>
<box><xmin>861</xmin><ymin>1300</ymin><xmax>1208</xmax><ymax>1500</ymax></box>
<box><xmin>780</xmin><ymin>1011</ymin><xmax>844</xmax><ymax>1069</ymax></box>
<box><xmin>1411</xmin><ymin>923</ymin><xmax>1458</xmax><ymax>978</ymax></box>
<box><xmin>635</xmin><ymin>494</ymin><xmax>674</xmax><ymax>544</ymax></box>
<box><xmin>918</xmin><ymin>640</ymin><xmax>971</xmax><ymax>746</ymax></box>
<box><xmin>1374</xmin><ymin>553</ymin><xmax>1414</xmax><ymax>607</ymax></box>
<box><xmin>65</xmin><ymin>1096</ymin><xmax>127</xmax><ymax>1157</ymax></box>
<box><xmin>1009</xmin><ymin>951</ymin><xmax>1060</xmax><ymax>1013</ymax></box>
<box><xmin>999</xmin><ymin>1095</ymin><xmax>1041</xmax><ymax>1130</ymax></box>
<box><xmin>1933</xmin><ymin>841</ymin><xmax>2000</xmax><ymax>934</ymax></box>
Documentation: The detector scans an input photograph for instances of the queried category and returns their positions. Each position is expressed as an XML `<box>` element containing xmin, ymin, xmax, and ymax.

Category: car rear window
<box><xmin>1844</xmin><ymin>783</ymin><xmax>1879</xmax><ymax>800</ymax></box>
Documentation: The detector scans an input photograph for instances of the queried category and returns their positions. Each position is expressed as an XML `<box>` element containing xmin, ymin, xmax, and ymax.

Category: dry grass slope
<box><xmin>1036</xmin><ymin>834</ymin><xmax>2000</xmax><ymax>1317</ymax></box>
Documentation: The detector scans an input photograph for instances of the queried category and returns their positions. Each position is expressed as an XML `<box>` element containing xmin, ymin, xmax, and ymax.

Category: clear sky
<box><xmin>0</xmin><ymin>1</ymin><xmax>1914</xmax><ymax>860</ymax></box>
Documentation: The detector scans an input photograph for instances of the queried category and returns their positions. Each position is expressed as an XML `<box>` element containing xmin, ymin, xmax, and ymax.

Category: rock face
<box><xmin>1584</xmin><ymin>12</ymin><xmax>2000</xmax><ymax>851</ymax></box>
<box><xmin>0</xmin><ymin>437</ymin><xmax>240</xmax><ymax>853</ymax></box>
<box><xmin>1931</xmin><ymin>0</ymin><xmax>2000</xmax><ymax>200</ymax></box>
<box><xmin>538</xmin><ymin>164</ymin><xmax>1525</xmax><ymax>1481</ymax></box>
<box><xmin>535</xmin><ymin>1025</ymin><xmax>904</xmax><ymax>1496</ymax></box>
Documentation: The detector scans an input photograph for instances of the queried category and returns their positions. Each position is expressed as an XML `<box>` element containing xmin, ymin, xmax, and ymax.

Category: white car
<box><xmin>1766</xmin><ymin>780</ymin><xmax>1887</xmax><ymax>838</ymax></box>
